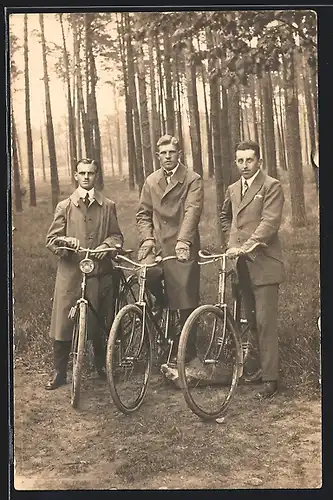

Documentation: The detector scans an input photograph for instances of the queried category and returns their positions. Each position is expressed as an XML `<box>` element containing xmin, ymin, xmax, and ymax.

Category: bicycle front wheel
<box><xmin>106</xmin><ymin>304</ymin><xmax>152</xmax><ymax>414</ymax></box>
<box><xmin>177</xmin><ymin>305</ymin><xmax>242</xmax><ymax>420</ymax></box>
<box><xmin>71</xmin><ymin>302</ymin><xmax>87</xmax><ymax>408</ymax></box>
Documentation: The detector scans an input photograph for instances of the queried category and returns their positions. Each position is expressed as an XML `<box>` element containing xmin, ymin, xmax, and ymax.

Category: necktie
<box><xmin>83</xmin><ymin>193</ymin><xmax>90</xmax><ymax>208</ymax></box>
<box><xmin>242</xmin><ymin>180</ymin><xmax>249</xmax><ymax>199</ymax></box>
<box><xmin>164</xmin><ymin>169</ymin><xmax>173</xmax><ymax>184</ymax></box>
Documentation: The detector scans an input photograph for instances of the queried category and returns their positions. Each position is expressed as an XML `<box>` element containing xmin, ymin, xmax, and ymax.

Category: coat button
<box><xmin>237</xmin><ymin>238</ymin><xmax>241</xmax><ymax>242</ymax></box>
<box><xmin>238</xmin><ymin>225</ymin><xmax>243</xmax><ymax>230</ymax></box>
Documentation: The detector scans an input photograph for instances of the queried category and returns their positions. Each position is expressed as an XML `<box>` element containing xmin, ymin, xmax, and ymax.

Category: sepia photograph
<box><xmin>9</xmin><ymin>9</ymin><xmax>321</xmax><ymax>490</ymax></box>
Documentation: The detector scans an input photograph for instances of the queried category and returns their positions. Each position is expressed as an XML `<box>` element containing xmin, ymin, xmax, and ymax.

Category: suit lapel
<box><xmin>237</xmin><ymin>170</ymin><xmax>264</xmax><ymax>214</ymax></box>
<box><xmin>161</xmin><ymin>162</ymin><xmax>186</xmax><ymax>200</ymax></box>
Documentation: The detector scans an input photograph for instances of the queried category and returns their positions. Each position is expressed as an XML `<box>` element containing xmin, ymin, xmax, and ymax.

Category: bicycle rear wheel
<box><xmin>177</xmin><ymin>305</ymin><xmax>242</xmax><ymax>420</ymax></box>
<box><xmin>106</xmin><ymin>304</ymin><xmax>152</xmax><ymax>414</ymax></box>
<box><xmin>71</xmin><ymin>302</ymin><xmax>87</xmax><ymax>408</ymax></box>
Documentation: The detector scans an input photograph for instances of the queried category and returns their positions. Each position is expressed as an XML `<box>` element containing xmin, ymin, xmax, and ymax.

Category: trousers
<box><xmin>237</xmin><ymin>257</ymin><xmax>279</xmax><ymax>381</ymax></box>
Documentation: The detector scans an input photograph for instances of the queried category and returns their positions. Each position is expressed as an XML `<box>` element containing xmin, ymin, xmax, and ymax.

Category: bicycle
<box><xmin>53</xmin><ymin>238</ymin><xmax>139</xmax><ymax>408</ymax></box>
<box><xmin>106</xmin><ymin>254</ymin><xmax>181</xmax><ymax>414</ymax></box>
<box><xmin>177</xmin><ymin>242</ymin><xmax>265</xmax><ymax>421</ymax></box>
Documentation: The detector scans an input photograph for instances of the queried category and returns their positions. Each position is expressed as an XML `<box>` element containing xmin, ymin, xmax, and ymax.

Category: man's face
<box><xmin>156</xmin><ymin>143</ymin><xmax>181</xmax><ymax>171</ymax></box>
<box><xmin>235</xmin><ymin>149</ymin><xmax>261</xmax><ymax>179</ymax></box>
<box><xmin>74</xmin><ymin>163</ymin><xmax>97</xmax><ymax>190</ymax></box>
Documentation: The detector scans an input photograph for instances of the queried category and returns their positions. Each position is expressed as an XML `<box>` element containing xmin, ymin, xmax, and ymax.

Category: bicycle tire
<box><xmin>71</xmin><ymin>302</ymin><xmax>87</xmax><ymax>408</ymax></box>
<box><xmin>177</xmin><ymin>304</ymin><xmax>242</xmax><ymax>420</ymax></box>
<box><xmin>106</xmin><ymin>304</ymin><xmax>152</xmax><ymax>414</ymax></box>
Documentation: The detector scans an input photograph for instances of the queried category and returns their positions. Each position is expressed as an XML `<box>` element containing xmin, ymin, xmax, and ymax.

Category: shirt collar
<box><xmin>77</xmin><ymin>186</ymin><xmax>95</xmax><ymax>200</ymax></box>
<box><xmin>242</xmin><ymin>168</ymin><xmax>260</xmax><ymax>188</ymax></box>
<box><xmin>163</xmin><ymin>162</ymin><xmax>179</xmax><ymax>178</ymax></box>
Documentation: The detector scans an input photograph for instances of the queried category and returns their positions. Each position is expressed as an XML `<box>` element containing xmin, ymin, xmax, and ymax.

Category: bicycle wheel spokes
<box><xmin>71</xmin><ymin>302</ymin><xmax>87</xmax><ymax>408</ymax></box>
<box><xmin>178</xmin><ymin>305</ymin><xmax>241</xmax><ymax>420</ymax></box>
<box><xmin>106</xmin><ymin>304</ymin><xmax>152</xmax><ymax>414</ymax></box>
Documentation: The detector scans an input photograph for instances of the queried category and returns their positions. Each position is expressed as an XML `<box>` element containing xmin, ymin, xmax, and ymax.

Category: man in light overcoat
<box><xmin>45</xmin><ymin>158</ymin><xmax>123</xmax><ymax>390</ymax></box>
<box><xmin>220</xmin><ymin>140</ymin><xmax>285</xmax><ymax>398</ymax></box>
<box><xmin>136</xmin><ymin>134</ymin><xmax>204</xmax><ymax>364</ymax></box>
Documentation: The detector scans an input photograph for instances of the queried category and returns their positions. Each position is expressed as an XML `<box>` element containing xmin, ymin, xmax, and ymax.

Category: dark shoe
<box><xmin>45</xmin><ymin>372</ymin><xmax>67</xmax><ymax>390</ymax></box>
<box><xmin>168</xmin><ymin>355</ymin><xmax>178</xmax><ymax>367</ymax></box>
<box><xmin>244</xmin><ymin>368</ymin><xmax>262</xmax><ymax>384</ymax></box>
<box><xmin>256</xmin><ymin>381</ymin><xmax>278</xmax><ymax>399</ymax></box>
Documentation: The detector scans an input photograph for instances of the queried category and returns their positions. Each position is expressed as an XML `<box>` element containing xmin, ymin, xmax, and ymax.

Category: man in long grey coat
<box><xmin>136</xmin><ymin>134</ymin><xmax>204</xmax><ymax>365</ymax></box>
<box><xmin>220</xmin><ymin>140</ymin><xmax>285</xmax><ymax>398</ymax></box>
<box><xmin>45</xmin><ymin>158</ymin><xmax>123</xmax><ymax>390</ymax></box>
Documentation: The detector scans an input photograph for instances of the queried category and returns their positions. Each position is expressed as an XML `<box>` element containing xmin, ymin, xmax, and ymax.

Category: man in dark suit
<box><xmin>220</xmin><ymin>140</ymin><xmax>285</xmax><ymax>398</ymax></box>
<box><xmin>136</xmin><ymin>134</ymin><xmax>204</xmax><ymax>365</ymax></box>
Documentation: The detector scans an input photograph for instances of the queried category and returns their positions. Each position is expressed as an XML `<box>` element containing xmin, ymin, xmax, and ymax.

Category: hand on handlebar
<box><xmin>55</xmin><ymin>236</ymin><xmax>80</xmax><ymax>252</ymax></box>
<box><xmin>226</xmin><ymin>247</ymin><xmax>245</xmax><ymax>259</ymax></box>
<box><xmin>138</xmin><ymin>240</ymin><xmax>156</xmax><ymax>261</ymax></box>
<box><xmin>175</xmin><ymin>241</ymin><xmax>190</xmax><ymax>262</ymax></box>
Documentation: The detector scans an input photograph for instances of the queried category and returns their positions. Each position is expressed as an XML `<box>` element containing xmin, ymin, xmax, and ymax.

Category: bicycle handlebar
<box><xmin>116</xmin><ymin>254</ymin><xmax>177</xmax><ymax>269</ymax></box>
<box><xmin>53</xmin><ymin>238</ymin><xmax>133</xmax><ymax>256</ymax></box>
<box><xmin>198</xmin><ymin>242</ymin><xmax>268</xmax><ymax>261</ymax></box>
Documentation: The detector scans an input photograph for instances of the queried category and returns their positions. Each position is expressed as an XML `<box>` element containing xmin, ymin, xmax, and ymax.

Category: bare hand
<box><xmin>138</xmin><ymin>240</ymin><xmax>156</xmax><ymax>261</ymax></box>
<box><xmin>64</xmin><ymin>237</ymin><xmax>80</xmax><ymax>252</ymax></box>
<box><xmin>226</xmin><ymin>247</ymin><xmax>244</xmax><ymax>259</ymax></box>
<box><xmin>175</xmin><ymin>241</ymin><xmax>190</xmax><ymax>262</ymax></box>
<box><xmin>94</xmin><ymin>243</ymin><xmax>109</xmax><ymax>260</ymax></box>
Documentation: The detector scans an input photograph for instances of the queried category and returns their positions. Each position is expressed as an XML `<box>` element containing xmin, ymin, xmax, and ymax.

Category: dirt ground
<box><xmin>13</xmin><ymin>363</ymin><xmax>322</xmax><ymax>491</ymax></box>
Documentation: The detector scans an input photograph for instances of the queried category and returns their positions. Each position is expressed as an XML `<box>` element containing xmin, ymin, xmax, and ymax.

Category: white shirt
<box><xmin>77</xmin><ymin>186</ymin><xmax>95</xmax><ymax>206</ymax></box>
<box><xmin>241</xmin><ymin>168</ymin><xmax>260</xmax><ymax>197</ymax></box>
<box><xmin>163</xmin><ymin>163</ymin><xmax>179</xmax><ymax>184</ymax></box>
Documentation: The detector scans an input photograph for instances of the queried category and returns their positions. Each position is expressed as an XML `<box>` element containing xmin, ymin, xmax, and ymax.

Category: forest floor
<box><xmin>14</xmin><ymin>363</ymin><xmax>322</xmax><ymax>490</ymax></box>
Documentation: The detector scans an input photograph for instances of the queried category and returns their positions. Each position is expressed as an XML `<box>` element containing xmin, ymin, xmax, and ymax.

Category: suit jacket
<box><xmin>220</xmin><ymin>170</ymin><xmax>285</xmax><ymax>286</ymax></box>
<box><xmin>136</xmin><ymin>163</ymin><xmax>204</xmax><ymax>309</ymax></box>
<box><xmin>46</xmin><ymin>189</ymin><xmax>123</xmax><ymax>341</ymax></box>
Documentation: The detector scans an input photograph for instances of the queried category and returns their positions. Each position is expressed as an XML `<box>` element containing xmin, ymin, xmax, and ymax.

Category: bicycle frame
<box><xmin>116</xmin><ymin>254</ymin><xmax>178</xmax><ymax>365</ymax></box>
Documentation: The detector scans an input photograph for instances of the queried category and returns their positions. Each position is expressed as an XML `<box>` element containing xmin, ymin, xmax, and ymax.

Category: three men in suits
<box><xmin>136</xmin><ymin>134</ymin><xmax>204</xmax><ymax>365</ymax></box>
<box><xmin>220</xmin><ymin>140</ymin><xmax>285</xmax><ymax>398</ymax></box>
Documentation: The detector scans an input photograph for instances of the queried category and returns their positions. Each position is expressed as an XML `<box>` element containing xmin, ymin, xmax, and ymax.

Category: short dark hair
<box><xmin>75</xmin><ymin>158</ymin><xmax>99</xmax><ymax>172</ymax></box>
<box><xmin>235</xmin><ymin>140</ymin><xmax>260</xmax><ymax>160</ymax></box>
<box><xmin>156</xmin><ymin>134</ymin><xmax>180</xmax><ymax>151</ymax></box>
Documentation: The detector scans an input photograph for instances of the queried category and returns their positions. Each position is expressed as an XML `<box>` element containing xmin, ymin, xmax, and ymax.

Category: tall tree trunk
<box><xmin>112</xmin><ymin>84</ymin><xmax>123</xmax><ymax>178</ymax></box>
<box><xmin>302</xmin><ymin>53</ymin><xmax>315</xmax><ymax>153</ymax></box>
<box><xmin>83</xmin><ymin>13</ymin><xmax>93</xmax><ymax>158</ymax></box>
<box><xmin>183</xmin><ymin>38</ymin><xmax>203</xmax><ymax>176</ymax></box>
<box><xmin>73</xmin><ymin>15</ymin><xmax>83</xmax><ymax>160</ymax></box>
<box><xmin>148</xmin><ymin>33</ymin><xmax>159</xmax><ymax>170</ymax></box>
<box><xmin>59</xmin><ymin>13</ymin><xmax>77</xmax><ymax>185</ymax></box>
<box><xmin>163</xmin><ymin>30</ymin><xmax>175</xmax><ymax>135</ymax></box>
<box><xmin>125</xmin><ymin>13</ymin><xmax>144</xmax><ymax>191</ymax></box>
<box><xmin>206</xmin><ymin>27</ymin><xmax>223</xmax><ymax>245</ymax></box>
<box><xmin>106</xmin><ymin>119</ymin><xmax>115</xmax><ymax>176</ymax></box>
<box><xmin>197</xmin><ymin>35</ymin><xmax>213</xmax><ymax>178</ymax></box>
<box><xmin>40</xmin><ymin>124</ymin><xmax>46</xmax><ymax>182</ymax></box>
<box><xmin>278</xmin><ymin>74</ymin><xmax>287</xmax><ymax>168</ymax></box>
<box><xmin>173</xmin><ymin>51</ymin><xmax>184</xmax><ymax>150</ymax></box>
<box><xmin>262</xmin><ymin>71</ymin><xmax>277</xmax><ymax>178</ymax></box>
<box><xmin>11</xmin><ymin>110</ymin><xmax>23</xmax><ymax>212</ymax></box>
<box><xmin>284</xmin><ymin>51</ymin><xmax>307</xmax><ymax>227</ymax></box>
<box><xmin>155</xmin><ymin>34</ymin><xmax>165</xmax><ymax>135</ymax></box>
<box><xmin>228</xmin><ymin>85</ymin><xmax>241</xmax><ymax>151</ymax></box>
<box><xmin>136</xmin><ymin>37</ymin><xmax>153</xmax><ymax>177</ymax></box>
<box><xmin>117</xmin><ymin>14</ymin><xmax>135</xmax><ymax>189</ymax></box>
<box><xmin>16</xmin><ymin>130</ymin><xmax>23</xmax><ymax>180</ymax></box>
<box><xmin>89</xmin><ymin>52</ymin><xmax>104</xmax><ymax>189</ymax></box>
<box><xmin>24</xmin><ymin>14</ymin><xmax>36</xmax><ymax>206</ymax></box>
<box><xmin>272</xmin><ymin>88</ymin><xmax>287</xmax><ymax>171</ymax></box>
<box><xmin>39</xmin><ymin>13</ymin><xmax>59</xmax><ymax>209</ymax></box>
<box><xmin>249</xmin><ymin>75</ymin><xmax>259</xmax><ymax>143</ymax></box>
<box><xmin>221</xmin><ymin>85</ymin><xmax>234</xmax><ymax>185</ymax></box>
<box><xmin>257</xmin><ymin>76</ymin><xmax>267</xmax><ymax>169</ymax></box>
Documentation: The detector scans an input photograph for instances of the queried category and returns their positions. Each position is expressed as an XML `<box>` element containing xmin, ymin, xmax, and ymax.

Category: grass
<box><xmin>12</xmin><ymin>170</ymin><xmax>320</xmax><ymax>388</ymax></box>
